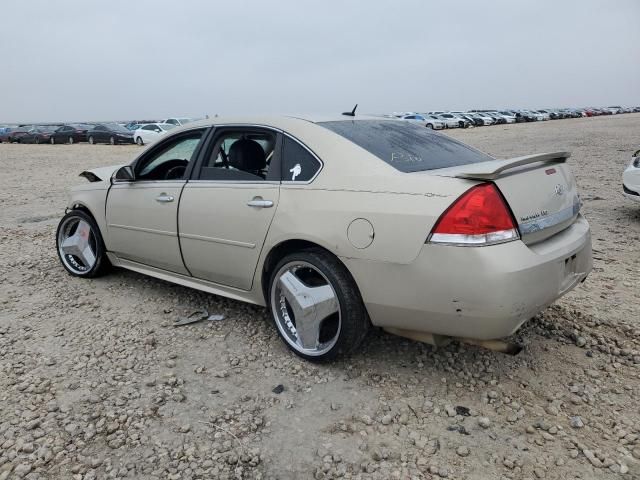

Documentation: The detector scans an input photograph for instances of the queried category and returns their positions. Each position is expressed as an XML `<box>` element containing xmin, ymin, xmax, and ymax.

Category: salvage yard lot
<box><xmin>0</xmin><ymin>114</ymin><xmax>639</xmax><ymax>479</ymax></box>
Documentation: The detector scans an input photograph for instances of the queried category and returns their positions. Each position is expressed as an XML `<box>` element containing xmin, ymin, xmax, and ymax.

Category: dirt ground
<box><xmin>0</xmin><ymin>114</ymin><xmax>639</xmax><ymax>480</ymax></box>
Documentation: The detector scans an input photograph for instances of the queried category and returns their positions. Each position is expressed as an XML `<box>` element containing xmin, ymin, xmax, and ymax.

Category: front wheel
<box><xmin>56</xmin><ymin>210</ymin><xmax>110</xmax><ymax>278</ymax></box>
<box><xmin>426</xmin><ymin>123</ymin><xmax>434</xmax><ymax>129</ymax></box>
<box><xmin>109</xmin><ymin>136</ymin><xmax>116</xmax><ymax>145</ymax></box>
<box><xmin>136</xmin><ymin>136</ymin><xmax>144</xmax><ymax>146</ymax></box>
<box><xmin>268</xmin><ymin>249</ymin><xmax>368</xmax><ymax>362</ymax></box>
<box><xmin>68</xmin><ymin>136</ymin><xmax>74</xmax><ymax>145</ymax></box>
<box><xmin>88</xmin><ymin>136</ymin><xmax>95</xmax><ymax>144</ymax></box>
<box><xmin>50</xmin><ymin>137</ymin><xmax>55</xmax><ymax>145</ymax></box>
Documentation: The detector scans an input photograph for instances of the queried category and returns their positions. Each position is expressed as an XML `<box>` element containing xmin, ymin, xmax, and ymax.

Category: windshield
<box><xmin>318</xmin><ymin>120</ymin><xmax>493</xmax><ymax>173</ymax></box>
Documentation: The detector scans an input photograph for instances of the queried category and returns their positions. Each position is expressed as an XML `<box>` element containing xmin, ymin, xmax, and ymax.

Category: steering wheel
<box><xmin>148</xmin><ymin>158</ymin><xmax>187</xmax><ymax>180</ymax></box>
<box><xmin>165</xmin><ymin>164</ymin><xmax>187</xmax><ymax>180</ymax></box>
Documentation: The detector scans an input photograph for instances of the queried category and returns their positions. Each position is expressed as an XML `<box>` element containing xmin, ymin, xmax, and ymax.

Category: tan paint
<box><xmin>67</xmin><ymin>115</ymin><xmax>593</xmax><ymax>341</ymax></box>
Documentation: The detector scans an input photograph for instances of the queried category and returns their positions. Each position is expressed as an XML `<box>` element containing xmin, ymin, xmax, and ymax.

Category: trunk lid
<box><xmin>433</xmin><ymin>152</ymin><xmax>581</xmax><ymax>244</ymax></box>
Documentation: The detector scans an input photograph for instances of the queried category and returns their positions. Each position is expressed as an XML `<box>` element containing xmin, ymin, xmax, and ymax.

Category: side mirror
<box><xmin>112</xmin><ymin>165</ymin><xmax>134</xmax><ymax>183</ymax></box>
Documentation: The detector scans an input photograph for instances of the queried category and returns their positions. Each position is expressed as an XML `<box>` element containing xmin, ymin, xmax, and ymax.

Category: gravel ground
<box><xmin>0</xmin><ymin>114</ymin><xmax>639</xmax><ymax>480</ymax></box>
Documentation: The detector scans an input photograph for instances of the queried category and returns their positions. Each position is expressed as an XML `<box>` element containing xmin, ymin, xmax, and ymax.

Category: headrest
<box><xmin>228</xmin><ymin>139</ymin><xmax>266</xmax><ymax>172</ymax></box>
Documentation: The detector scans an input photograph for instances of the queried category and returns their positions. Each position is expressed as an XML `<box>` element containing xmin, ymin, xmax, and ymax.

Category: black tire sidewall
<box><xmin>268</xmin><ymin>249</ymin><xmax>368</xmax><ymax>362</ymax></box>
<box><xmin>56</xmin><ymin>210</ymin><xmax>109</xmax><ymax>278</ymax></box>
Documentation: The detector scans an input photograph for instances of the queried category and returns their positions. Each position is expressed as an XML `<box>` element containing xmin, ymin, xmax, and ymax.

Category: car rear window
<box><xmin>318</xmin><ymin>120</ymin><xmax>493</xmax><ymax>172</ymax></box>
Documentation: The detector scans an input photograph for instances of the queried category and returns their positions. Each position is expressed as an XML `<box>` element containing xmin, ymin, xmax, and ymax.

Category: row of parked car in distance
<box><xmin>390</xmin><ymin>106</ymin><xmax>640</xmax><ymax>129</ymax></box>
<box><xmin>0</xmin><ymin>117</ymin><xmax>197</xmax><ymax>145</ymax></box>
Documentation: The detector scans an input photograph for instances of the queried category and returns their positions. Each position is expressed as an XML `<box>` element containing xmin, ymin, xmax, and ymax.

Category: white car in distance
<box><xmin>133</xmin><ymin>123</ymin><xmax>176</xmax><ymax>146</ymax></box>
<box><xmin>401</xmin><ymin>114</ymin><xmax>445</xmax><ymax>130</ymax></box>
<box><xmin>161</xmin><ymin>118</ymin><xmax>194</xmax><ymax>126</ymax></box>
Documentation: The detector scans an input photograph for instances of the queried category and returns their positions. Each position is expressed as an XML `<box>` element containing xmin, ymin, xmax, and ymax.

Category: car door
<box><xmin>90</xmin><ymin>125</ymin><xmax>104</xmax><ymax>143</ymax></box>
<box><xmin>106</xmin><ymin>128</ymin><xmax>207</xmax><ymax>273</ymax></box>
<box><xmin>57</xmin><ymin>126</ymin><xmax>66</xmax><ymax>141</ymax></box>
<box><xmin>144</xmin><ymin>124</ymin><xmax>160</xmax><ymax>144</ymax></box>
<box><xmin>178</xmin><ymin>126</ymin><xmax>283</xmax><ymax>290</ymax></box>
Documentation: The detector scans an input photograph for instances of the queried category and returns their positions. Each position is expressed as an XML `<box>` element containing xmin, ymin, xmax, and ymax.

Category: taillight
<box><xmin>428</xmin><ymin>183</ymin><xmax>519</xmax><ymax>246</ymax></box>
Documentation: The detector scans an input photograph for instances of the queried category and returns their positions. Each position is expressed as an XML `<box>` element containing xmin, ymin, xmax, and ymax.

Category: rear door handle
<box><xmin>247</xmin><ymin>197</ymin><xmax>273</xmax><ymax>208</ymax></box>
<box><xmin>155</xmin><ymin>193</ymin><xmax>174</xmax><ymax>203</ymax></box>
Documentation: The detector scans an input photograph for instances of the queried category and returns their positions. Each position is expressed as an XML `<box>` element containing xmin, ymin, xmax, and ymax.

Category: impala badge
<box><xmin>554</xmin><ymin>184</ymin><xmax>565</xmax><ymax>196</ymax></box>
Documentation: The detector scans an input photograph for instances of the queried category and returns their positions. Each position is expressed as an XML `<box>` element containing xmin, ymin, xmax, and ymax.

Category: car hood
<box><xmin>79</xmin><ymin>164</ymin><xmax>124</xmax><ymax>183</ymax></box>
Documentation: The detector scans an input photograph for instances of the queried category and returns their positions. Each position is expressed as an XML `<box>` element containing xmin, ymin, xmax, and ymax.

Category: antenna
<box><xmin>342</xmin><ymin>104</ymin><xmax>358</xmax><ymax>117</ymax></box>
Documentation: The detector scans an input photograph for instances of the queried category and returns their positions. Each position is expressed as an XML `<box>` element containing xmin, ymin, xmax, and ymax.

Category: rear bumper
<box><xmin>343</xmin><ymin>215</ymin><xmax>592</xmax><ymax>340</ymax></box>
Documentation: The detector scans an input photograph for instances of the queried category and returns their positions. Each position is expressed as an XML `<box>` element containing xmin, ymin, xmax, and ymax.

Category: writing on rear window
<box><xmin>319</xmin><ymin>120</ymin><xmax>493</xmax><ymax>172</ymax></box>
<box><xmin>391</xmin><ymin>152</ymin><xmax>423</xmax><ymax>164</ymax></box>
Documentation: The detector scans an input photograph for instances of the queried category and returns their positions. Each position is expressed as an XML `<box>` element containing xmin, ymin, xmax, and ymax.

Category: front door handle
<box><xmin>155</xmin><ymin>193</ymin><xmax>174</xmax><ymax>203</ymax></box>
<box><xmin>247</xmin><ymin>197</ymin><xmax>273</xmax><ymax>208</ymax></box>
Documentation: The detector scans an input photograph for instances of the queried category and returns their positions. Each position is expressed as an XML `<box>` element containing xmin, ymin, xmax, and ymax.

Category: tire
<box><xmin>109</xmin><ymin>136</ymin><xmax>116</xmax><ymax>145</ymax></box>
<box><xmin>136</xmin><ymin>136</ymin><xmax>144</xmax><ymax>146</ymax></box>
<box><xmin>89</xmin><ymin>136</ymin><xmax>95</xmax><ymax>144</ymax></box>
<box><xmin>56</xmin><ymin>209</ymin><xmax>110</xmax><ymax>278</ymax></box>
<box><xmin>68</xmin><ymin>136</ymin><xmax>74</xmax><ymax>145</ymax></box>
<box><xmin>34</xmin><ymin>137</ymin><xmax>40</xmax><ymax>144</ymax></box>
<box><xmin>426</xmin><ymin>123</ymin><xmax>434</xmax><ymax>129</ymax></box>
<box><xmin>50</xmin><ymin>137</ymin><xmax>55</xmax><ymax>145</ymax></box>
<box><xmin>268</xmin><ymin>248</ymin><xmax>369</xmax><ymax>362</ymax></box>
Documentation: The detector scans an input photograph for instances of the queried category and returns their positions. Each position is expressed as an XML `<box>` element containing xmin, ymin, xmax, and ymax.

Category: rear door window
<box><xmin>318</xmin><ymin>120</ymin><xmax>493</xmax><ymax>172</ymax></box>
<box><xmin>281</xmin><ymin>136</ymin><xmax>322</xmax><ymax>182</ymax></box>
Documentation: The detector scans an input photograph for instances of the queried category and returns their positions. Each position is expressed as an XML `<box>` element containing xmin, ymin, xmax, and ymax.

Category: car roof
<box><xmin>179</xmin><ymin>114</ymin><xmax>399</xmax><ymax>131</ymax></box>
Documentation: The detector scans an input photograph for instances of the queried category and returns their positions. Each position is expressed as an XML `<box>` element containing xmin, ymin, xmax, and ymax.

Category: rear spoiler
<box><xmin>454</xmin><ymin>152</ymin><xmax>571</xmax><ymax>180</ymax></box>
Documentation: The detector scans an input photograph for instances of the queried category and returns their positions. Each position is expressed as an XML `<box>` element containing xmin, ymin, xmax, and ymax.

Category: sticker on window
<box><xmin>289</xmin><ymin>163</ymin><xmax>301</xmax><ymax>181</ymax></box>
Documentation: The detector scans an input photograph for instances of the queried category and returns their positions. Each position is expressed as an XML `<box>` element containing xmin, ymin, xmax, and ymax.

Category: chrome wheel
<box><xmin>136</xmin><ymin>136</ymin><xmax>143</xmax><ymax>146</ymax></box>
<box><xmin>68</xmin><ymin>136</ymin><xmax>74</xmax><ymax>144</ymax></box>
<box><xmin>50</xmin><ymin>137</ymin><xmax>55</xmax><ymax>144</ymax></box>
<box><xmin>57</xmin><ymin>216</ymin><xmax>97</xmax><ymax>274</ymax></box>
<box><xmin>89</xmin><ymin>136</ymin><xmax>95</xmax><ymax>144</ymax></box>
<box><xmin>271</xmin><ymin>261</ymin><xmax>341</xmax><ymax>357</ymax></box>
<box><xmin>109</xmin><ymin>136</ymin><xmax>115</xmax><ymax>145</ymax></box>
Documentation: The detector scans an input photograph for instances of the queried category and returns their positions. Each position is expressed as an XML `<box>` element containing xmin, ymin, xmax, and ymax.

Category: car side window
<box><xmin>142</xmin><ymin>125</ymin><xmax>156</xmax><ymax>131</ymax></box>
<box><xmin>135</xmin><ymin>130</ymin><xmax>205</xmax><ymax>181</ymax></box>
<box><xmin>281</xmin><ymin>136</ymin><xmax>322</xmax><ymax>182</ymax></box>
<box><xmin>198</xmin><ymin>129</ymin><xmax>280</xmax><ymax>182</ymax></box>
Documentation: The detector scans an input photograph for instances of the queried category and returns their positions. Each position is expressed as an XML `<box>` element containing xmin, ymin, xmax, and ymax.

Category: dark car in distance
<box><xmin>6</xmin><ymin>126</ymin><xmax>34</xmax><ymax>143</ymax></box>
<box><xmin>87</xmin><ymin>123</ymin><xmax>135</xmax><ymax>145</ymax></box>
<box><xmin>0</xmin><ymin>127</ymin><xmax>15</xmax><ymax>143</ymax></box>
<box><xmin>51</xmin><ymin>124</ymin><xmax>94</xmax><ymax>144</ymax></box>
<box><xmin>20</xmin><ymin>126</ymin><xmax>61</xmax><ymax>144</ymax></box>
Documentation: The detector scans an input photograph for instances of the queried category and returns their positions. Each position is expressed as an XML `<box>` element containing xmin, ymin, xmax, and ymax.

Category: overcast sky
<box><xmin>1</xmin><ymin>0</ymin><xmax>639</xmax><ymax>122</ymax></box>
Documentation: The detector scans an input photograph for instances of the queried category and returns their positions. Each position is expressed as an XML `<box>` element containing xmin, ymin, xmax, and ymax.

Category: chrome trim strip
<box><xmin>109</xmin><ymin>224</ymin><xmax>175</xmax><ymax>236</ymax></box>
<box><xmin>187</xmin><ymin>180</ymin><xmax>280</xmax><ymax>186</ymax></box>
<box><xmin>518</xmin><ymin>201</ymin><xmax>580</xmax><ymax>235</ymax></box>
<box><xmin>179</xmin><ymin>233</ymin><xmax>256</xmax><ymax>249</ymax></box>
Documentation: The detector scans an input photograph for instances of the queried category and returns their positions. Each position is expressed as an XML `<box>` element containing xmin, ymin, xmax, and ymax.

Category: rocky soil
<box><xmin>0</xmin><ymin>114</ymin><xmax>639</xmax><ymax>479</ymax></box>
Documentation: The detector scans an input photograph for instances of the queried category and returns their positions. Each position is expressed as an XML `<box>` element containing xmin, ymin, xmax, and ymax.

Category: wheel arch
<box><xmin>66</xmin><ymin>193</ymin><xmax>110</xmax><ymax>249</ymax></box>
<box><xmin>260</xmin><ymin>239</ymin><xmax>361</xmax><ymax>306</ymax></box>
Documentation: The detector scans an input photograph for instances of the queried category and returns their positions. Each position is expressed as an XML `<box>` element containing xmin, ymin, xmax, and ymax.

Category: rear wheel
<box><xmin>68</xmin><ymin>136</ymin><xmax>74</xmax><ymax>145</ymax></box>
<box><xmin>268</xmin><ymin>249</ymin><xmax>368</xmax><ymax>362</ymax></box>
<box><xmin>109</xmin><ymin>136</ymin><xmax>116</xmax><ymax>145</ymax></box>
<box><xmin>34</xmin><ymin>137</ymin><xmax>40</xmax><ymax>144</ymax></box>
<box><xmin>56</xmin><ymin>210</ymin><xmax>110</xmax><ymax>278</ymax></box>
<box><xmin>50</xmin><ymin>137</ymin><xmax>55</xmax><ymax>145</ymax></box>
